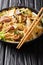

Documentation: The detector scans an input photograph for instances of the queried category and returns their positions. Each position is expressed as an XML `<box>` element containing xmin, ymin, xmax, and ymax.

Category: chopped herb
<box><xmin>23</xmin><ymin>11</ymin><xmax>25</xmax><ymax>14</ymax></box>
<box><xmin>20</xmin><ymin>10</ymin><xmax>21</xmax><ymax>12</ymax></box>
<box><xmin>14</xmin><ymin>30</ymin><xmax>20</xmax><ymax>35</ymax></box>
<box><xmin>19</xmin><ymin>10</ymin><xmax>26</xmax><ymax>14</ymax></box>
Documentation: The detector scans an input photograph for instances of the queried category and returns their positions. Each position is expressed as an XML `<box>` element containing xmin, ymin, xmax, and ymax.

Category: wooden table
<box><xmin>0</xmin><ymin>0</ymin><xmax>43</xmax><ymax>65</ymax></box>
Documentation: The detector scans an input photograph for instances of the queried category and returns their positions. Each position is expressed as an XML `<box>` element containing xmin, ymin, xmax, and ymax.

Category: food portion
<box><xmin>0</xmin><ymin>7</ymin><xmax>43</xmax><ymax>43</ymax></box>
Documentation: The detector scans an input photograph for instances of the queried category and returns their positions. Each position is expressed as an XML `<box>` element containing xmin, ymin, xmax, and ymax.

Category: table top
<box><xmin>0</xmin><ymin>0</ymin><xmax>43</xmax><ymax>65</ymax></box>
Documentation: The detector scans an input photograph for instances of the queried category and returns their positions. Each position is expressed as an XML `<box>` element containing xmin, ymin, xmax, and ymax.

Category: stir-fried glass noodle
<box><xmin>0</xmin><ymin>7</ymin><xmax>43</xmax><ymax>43</ymax></box>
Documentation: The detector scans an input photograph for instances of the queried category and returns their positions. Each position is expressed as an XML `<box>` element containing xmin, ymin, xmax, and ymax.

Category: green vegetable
<box><xmin>19</xmin><ymin>9</ymin><xmax>26</xmax><ymax>14</ymax></box>
<box><xmin>14</xmin><ymin>30</ymin><xmax>20</xmax><ymax>35</ymax></box>
<box><xmin>19</xmin><ymin>9</ymin><xmax>32</xmax><ymax>16</ymax></box>
<box><xmin>0</xmin><ymin>31</ymin><xmax>5</xmax><ymax>40</ymax></box>
<box><xmin>17</xmin><ymin>30</ymin><xmax>24</xmax><ymax>37</ymax></box>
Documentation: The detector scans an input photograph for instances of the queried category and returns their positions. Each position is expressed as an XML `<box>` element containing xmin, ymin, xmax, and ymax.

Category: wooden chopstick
<box><xmin>16</xmin><ymin>7</ymin><xmax>43</xmax><ymax>49</ymax></box>
<box><xmin>16</xmin><ymin>8</ymin><xmax>43</xmax><ymax>49</ymax></box>
<box><xmin>17</xmin><ymin>14</ymin><xmax>43</xmax><ymax>49</ymax></box>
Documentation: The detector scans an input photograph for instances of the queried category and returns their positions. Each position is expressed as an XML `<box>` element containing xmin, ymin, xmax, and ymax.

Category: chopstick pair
<box><xmin>16</xmin><ymin>7</ymin><xmax>43</xmax><ymax>49</ymax></box>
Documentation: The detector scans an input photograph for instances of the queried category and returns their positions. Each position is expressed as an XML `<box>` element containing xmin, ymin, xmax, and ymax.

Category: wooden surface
<box><xmin>0</xmin><ymin>0</ymin><xmax>43</xmax><ymax>65</ymax></box>
<box><xmin>0</xmin><ymin>0</ymin><xmax>43</xmax><ymax>10</ymax></box>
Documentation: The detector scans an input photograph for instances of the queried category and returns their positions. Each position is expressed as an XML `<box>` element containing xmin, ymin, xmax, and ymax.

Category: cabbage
<box><xmin>0</xmin><ymin>31</ymin><xmax>5</xmax><ymax>40</ymax></box>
